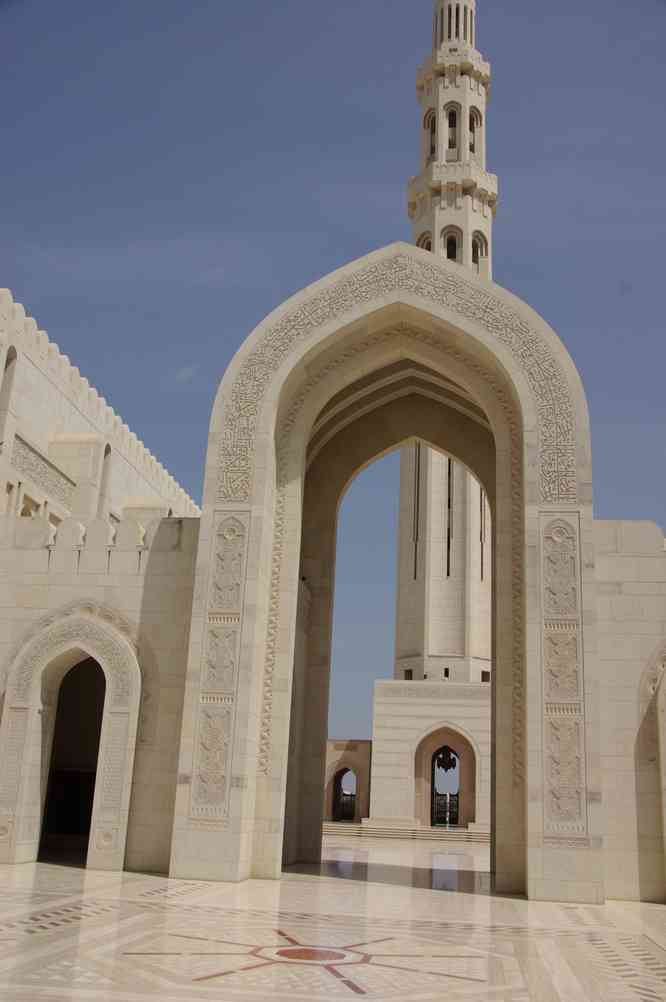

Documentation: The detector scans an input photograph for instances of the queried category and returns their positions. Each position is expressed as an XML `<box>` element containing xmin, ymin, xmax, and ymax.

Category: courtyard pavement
<box><xmin>0</xmin><ymin>834</ymin><xmax>665</xmax><ymax>1000</ymax></box>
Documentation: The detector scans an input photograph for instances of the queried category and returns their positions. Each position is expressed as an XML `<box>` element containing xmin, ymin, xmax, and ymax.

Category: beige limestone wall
<box><xmin>594</xmin><ymin>519</ymin><xmax>666</xmax><ymax>902</ymax></box>
<box><xmin>0</xmin><ymin>514</ymin><xmax>199</xmax><ymax>874</ymax></box>
<box><xmin>0</xmin><ymin>290</ymin><xmax>198</xmax><ymax>523</ymax></box>
<box><xmin>369</xmin><ymin>679</ymin><xmax>490</xmax><ymax>829</ymax></box>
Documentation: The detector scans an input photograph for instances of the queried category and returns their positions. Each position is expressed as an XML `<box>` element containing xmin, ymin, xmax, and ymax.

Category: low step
<box><xmin>322</xmin><ymin>822</ymin><xmax>490</xmax><ymax>843</ymax></box>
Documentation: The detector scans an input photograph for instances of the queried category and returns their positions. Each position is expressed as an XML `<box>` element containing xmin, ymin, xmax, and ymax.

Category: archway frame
<box><xmin>170</xmin><ymin>243</ymin><xmax>602</xmax><ymax>903</ymax></box>
<box><xmin>412</xmin><ymin>725</ymin><xmax>474</xmax><ymax>825</ymax></box>
<box><xmin>328</xmin><ymin>765</ymin><xmax>359</xmax><ymax>823</ymax></box>
<box><xmin>412</xmin><ymin>720</ymin><xmax>483</xmax><ymax>828</ymax></box>
<box><xmin>0</xmin><ymin>607</ymin><xmax>142</xmax><ymax>871</ymax></box>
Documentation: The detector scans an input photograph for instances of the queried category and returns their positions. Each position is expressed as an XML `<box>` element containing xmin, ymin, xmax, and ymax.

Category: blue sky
<box><xmin>1</xmin><ymin>0</ymin><xmax>664</xmax><ymax>738</ymax></box>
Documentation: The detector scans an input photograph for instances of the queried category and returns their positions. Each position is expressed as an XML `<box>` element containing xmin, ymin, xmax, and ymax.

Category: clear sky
<box><xmin>1</xmin><ymin>0</ymin><xmax>665</xmax><ymax>739</ymax></box>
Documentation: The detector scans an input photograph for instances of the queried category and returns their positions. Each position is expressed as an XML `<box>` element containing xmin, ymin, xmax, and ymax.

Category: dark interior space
<box><xmin>39</xmin><ymin>658</ymin><xmax>105</xmax><ymax>865</ymax></box>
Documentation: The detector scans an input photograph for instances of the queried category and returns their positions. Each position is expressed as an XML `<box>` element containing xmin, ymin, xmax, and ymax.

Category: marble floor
<box><xmin>1</xmin><ymin>836</ymin><xmax>666</xmax><ymax>1001</ymax></box>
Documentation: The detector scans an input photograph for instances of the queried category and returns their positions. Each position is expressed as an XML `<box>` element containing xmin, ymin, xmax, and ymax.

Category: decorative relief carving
<box><xmin>541</xmin><ymin>516</ymin><xmax>587</xmax><ymax>838</ymax></box>
<box><xmin>543</xmin><ymin>520</ymin><xmax>578</xmax><ymax>619</ymax></box>
<box><xmin>11</xmin><ymin>436</ymin><xmax>75</xmax><ymax>509</ymax></box>
<box><xmin>216</xmin><ymin>250</ymin><xmax>577</xmax><ymax>507</ymax></box>
<box><xmin>191</xmin><ymin>705</ymin><xmax>232</xmax><ymax>818</ymax></box>
<box><xmin>205</xmin><ymin>627</ymin><xmax>239</xmax><ymax>691</ymax></box>
<box><xmin>10</xmin><ymin>615</ymin><xmax>132</xmax><ymax>709</ymax></box>
<box><xmin>547</xmin><ymin>719</ymin><xmax>582</xmax><ymax>790</ymax></box>
<box><xmin>211</xmin><ymin>517</ymin><xmax>247</xmax><ymax>611</ymax></box>
<box><xmin>100</xmin><ymin>714</ymin><xmax>129</xmax><ymax>816</ymax></box>
<box><xmin>0</xmin><ymin>709</ymin><xmax>28</xmax><ymax>812</ymax></box>
<box><xmin>189</xmin><ymin>514</ymin><xmax>249</xmax><ymax>823</ymax></box>
<box><xmin>544</xmin><ymin>632</ymin><xmax>579</xmax><ymax>701</ymax></box>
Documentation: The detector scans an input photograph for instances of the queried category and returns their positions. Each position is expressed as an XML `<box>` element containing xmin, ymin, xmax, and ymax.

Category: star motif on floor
<box><xmin>124</xmin><ymin>926</ymin><xmax>489</xmax><ymax>996</ymax></box>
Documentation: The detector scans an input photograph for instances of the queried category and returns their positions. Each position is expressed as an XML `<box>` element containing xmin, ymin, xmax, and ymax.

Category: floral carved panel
<box><xmin>541</xmin><ymin>516</ymin><xmax>588</xmax><ymax>838</ymax></box>
<box><xmin>190</xmin><ymin>513</ymin><xmax>250</xmax><ymax>820</ymax></box>
<box><xmin>192</xmin><ymin>704</ymin><xmax>232</xmax><ymax>818</ymax></box>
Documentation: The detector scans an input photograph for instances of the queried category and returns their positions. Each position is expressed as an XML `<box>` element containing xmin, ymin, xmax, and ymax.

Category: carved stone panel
<box><xmin>189</xmin><ymin>513</ymin><xmax>250</xmax><ymax>821</ymax></box>
<box><xmin>216</xmin><ymin>250</ymin><xmax>577</xmax><ymax>507</ymax></box>
<box><xmin>99</xmin><ymin>713</ymin><xmax>130</xmax><ymax>818</ymax></box>
<box><xmin>0</xmin><ymin>709</ymin><xmax>28</xmax><ymax>813</ymax></box>
<box><xmin>191</xmin><ymin>704</ymin><xmax>232</xmax><ymax>819</ymax></box>
<box><xmin>210</xmin><ymin>517</ymin><xmax>247</xmax><ymax>613</ymax></box>
<box><xmin>541</xmin><ymin>516</ymin><xmax>588</xmax><ymax>838</ymax></box>
<box><xmin>544</xmin><ymin>631</ymin><xmax>580</xmax><ymax>701</ymax></box>
<box><xmin>543</xmin><ymin>521</ymin><xmax>578</xmax><ymax>620</ymax></box>
<box><xmin>205</xmin><ymin>626</ymin><xmax>240</xmax><ymax>692</ymax></box>
<box><xmin>11</xmin><ymin>436</ymin><xmax>75</xmax><ymax>510</ymax></box>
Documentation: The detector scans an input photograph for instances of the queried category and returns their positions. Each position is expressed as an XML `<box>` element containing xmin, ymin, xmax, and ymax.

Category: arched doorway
<box><xmin>0</xmin><ymin>608</ymin><xmax>142</xmax><ymax>871</ymax></box>
<box><xmin>172</xmin><ymin>244</ymin><xmax>600</xmax><ymax>902</ymax></box>
<box><xmin>414</xmin><ymin>725</ymin><xmax>477</xmax><ymax>827</ymax></box>
<box><xmin>431</xmin><ymin>746</ymin><xmax>459</xmax><ymax>827</ymax></box>
<box><xmin>332</xmin><ymin>769</ymin><xmax>357</xmax><ymax>822</ymax></box>
<box><xmin>39</xmin><ymin>659</ymin><xmax>105</xmax><ymax>864</ymax></box>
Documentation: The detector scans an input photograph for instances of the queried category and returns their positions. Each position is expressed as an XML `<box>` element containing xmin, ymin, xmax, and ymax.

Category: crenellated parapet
<box><xmin>0</xmin><ymin>513</ymin><xmax>200</xmax><ymax>576</ymax></box>
<box><xmin>0</xmin><ymin>289</ymin><xmax>200</xmax><ymax>517</ymax></box>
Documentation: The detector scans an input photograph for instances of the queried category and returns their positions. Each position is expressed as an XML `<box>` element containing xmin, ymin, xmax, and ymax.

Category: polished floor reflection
<box><xmin>0</xmin><ymin>835</ymin><xmax>666</xmax><ymax>1000</ymax></box>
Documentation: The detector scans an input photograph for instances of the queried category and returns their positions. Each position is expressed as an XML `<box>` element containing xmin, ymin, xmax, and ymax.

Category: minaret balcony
<box><xmin>409</xmin><ymin>162</ymin><xmax>498</xmax><ymax>200</ymax></box>
<box><xmin>417</xmin><ymin>47</ymin><xmax>490</xmax><ymax>89</ymax></box>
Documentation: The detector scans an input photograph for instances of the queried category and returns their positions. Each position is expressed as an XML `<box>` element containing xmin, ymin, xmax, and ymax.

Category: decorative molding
<box><xmin>99</xmin><ymin>714</ymin><xmax>130</xmax><ymax>816</ymax></box>
<box><xmin>216</xmin><ymin>250</ymin><xmax>577</xmax><ymax>507</ymax></box>
<box><xmin>1</xmin><ymin>600</ymin><xmax>159</xmax><ymax>746</ymax></box>
<box><xmin>0</xmin><ymin>709</ymin><xmax>28</xmax><ymax>813</ymax></box>
<box><xmin>11</xmin><ymin>436</ymin><xmax>75</xmax><ymax>509</ymax></box>
<box><xmin>9</xmin><ymin>613</ymin><xmax>134</xmax><ymax>709</ymax></box>
<box><xmin>541</xmin><ymin>516</ymin><xmax>588</xmax><ymax>838</ymax></box>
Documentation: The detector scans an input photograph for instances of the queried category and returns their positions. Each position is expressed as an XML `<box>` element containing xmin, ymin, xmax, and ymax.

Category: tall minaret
<box><xmin>407</xmin><ymin>0</ymin><xmax>497</xmax><ymax>274</ymax></box>
<box><xmin>394</xmin><ymin>0</ymin><xmax>495</xmax><ymax>686</ymax></box>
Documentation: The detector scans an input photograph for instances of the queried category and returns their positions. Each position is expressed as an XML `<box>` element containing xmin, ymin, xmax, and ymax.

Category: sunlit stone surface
<box><xmin>1</xmin><ymin>835</ymin><xmax>666</xmax><ymax>1000</ymax></box>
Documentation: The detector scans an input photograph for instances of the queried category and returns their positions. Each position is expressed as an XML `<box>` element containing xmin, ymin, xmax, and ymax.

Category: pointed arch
<box><xmin>0</xmin><ymin>607</ymin><xmax>142</xmax><ymax>870</ymax></box>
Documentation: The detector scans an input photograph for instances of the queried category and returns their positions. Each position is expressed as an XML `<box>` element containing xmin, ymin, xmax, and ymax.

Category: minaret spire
<box><xmin>408</xmin><ymin>0</ymin><xmax>498</xmax><ymax>276</ymax></box>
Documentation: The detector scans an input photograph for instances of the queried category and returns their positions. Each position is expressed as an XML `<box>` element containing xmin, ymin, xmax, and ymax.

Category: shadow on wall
<box><xmin>125</xmin><ymin>517</ymin><xmax>199</xmax><ymax>876</ymax></box>
<box><xmin>634</xmin><ymin>689</ymin><xmax>666</xmax><ymax>903</ymax></box>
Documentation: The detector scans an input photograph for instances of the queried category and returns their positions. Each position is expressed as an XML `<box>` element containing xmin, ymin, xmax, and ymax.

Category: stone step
<box><xmin>322</xmin><ymin>822</ymin><xmax>490</xmax><ymax>843</ymax></box>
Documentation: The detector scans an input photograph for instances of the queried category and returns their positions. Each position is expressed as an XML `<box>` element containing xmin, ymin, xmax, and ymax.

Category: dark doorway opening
<box><xmin>39</xmin><ymin>658</ymin><xmax>106</xmax><ymax>865</ymax></box>
<box><xmin>431</xmin><ymin>745</ymin><xmax>460</xmax><ymax>826</ymax></box>
<box><xmin>332</xmin><ymin>769</ymin><xmax>357</xmax><ymax>822</ymax></box>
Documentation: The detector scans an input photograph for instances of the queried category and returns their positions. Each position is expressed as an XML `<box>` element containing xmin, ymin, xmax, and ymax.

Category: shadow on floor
<box><xmin>284</xmin><ymin>859</ymin><xmax>500</xmax><ymax>895</ymax></box>
<box><xmin>37</xmin><ymin>848</ymin><xmax>87</xmax><ymax>870</ymax></box>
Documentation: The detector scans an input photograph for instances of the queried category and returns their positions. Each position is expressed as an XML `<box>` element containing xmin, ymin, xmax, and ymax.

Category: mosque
<box><xmin>0</xmin><ymin>0</ymin><xmax>665</xmax><ymax>907</ymax></box>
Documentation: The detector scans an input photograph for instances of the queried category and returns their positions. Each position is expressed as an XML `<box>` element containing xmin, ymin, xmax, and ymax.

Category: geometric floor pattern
<box><xmin>1</xmin><ymin>836</ymin><xmax>666</xmax><ymax>1000</ymax></box>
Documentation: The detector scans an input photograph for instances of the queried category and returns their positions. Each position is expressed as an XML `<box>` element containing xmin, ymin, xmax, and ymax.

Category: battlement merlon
<box><xmin>0</xmin><ymin>289</ymin><xmax>200</xmax><ymax>521</ymax></box>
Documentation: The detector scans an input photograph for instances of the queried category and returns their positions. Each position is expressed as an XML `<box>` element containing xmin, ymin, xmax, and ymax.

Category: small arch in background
<box><xmin>442</xmin><ymin>226</ymin><xmax>463</xmax><ymax>263</ymax></box>
<box><xmin>424</xmin><ymin>109</ymin><xmax>437</xmax><ymax>162</ymax></box>
<box><xmin>472</xmin><ymin>231</ymin><xmax>489</xmax><ymax>274</ymax></box>
<box><xmin>417</xmin><ymin>232</ymin><xmax>433</xmax><ymax>253</ymax></box>
<box><xmin>332</xmin><ymin>768</ymin><xmax>357</xmax><ymax>822</ymax></box>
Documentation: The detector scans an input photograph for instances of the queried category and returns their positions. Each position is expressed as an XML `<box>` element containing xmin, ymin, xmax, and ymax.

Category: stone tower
<box><xmin>395</xmin><ymin>0</ymin><xmax>496</xmax><ymax>686</ymax></box>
